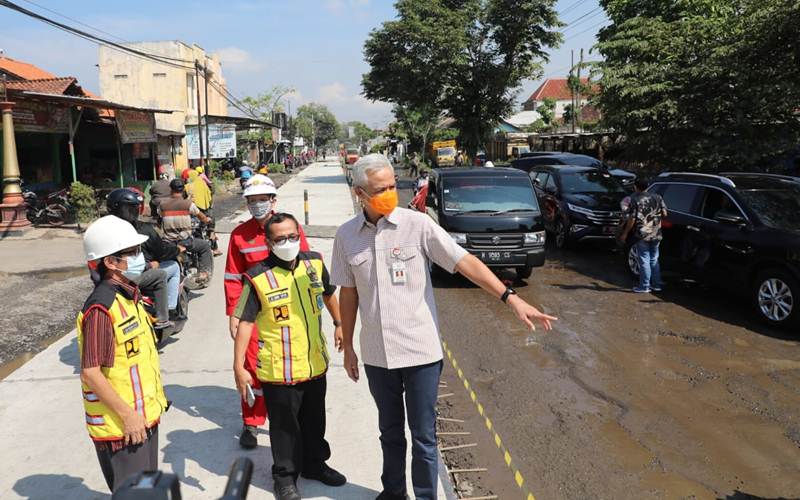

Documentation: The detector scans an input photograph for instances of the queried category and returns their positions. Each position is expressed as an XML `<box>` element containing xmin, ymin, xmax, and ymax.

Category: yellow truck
<box><xmin>430</xmin><ymin>140</ymin><xmax>457</xmax><ymax>167</ymax></box>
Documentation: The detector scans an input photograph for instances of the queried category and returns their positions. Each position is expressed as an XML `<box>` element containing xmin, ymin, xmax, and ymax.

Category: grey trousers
<box><xmin>95</xmin><ymin>427</ymin><xmax>159</xmax><ymax>492</ymax></box>
<box><xmin>136</xmin><ymin>268</ymin><xmax>169</xmax><ymax>322</ymax></box>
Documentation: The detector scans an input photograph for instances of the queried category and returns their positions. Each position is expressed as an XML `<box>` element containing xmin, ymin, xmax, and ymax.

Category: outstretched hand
<box><xmin>507</xmin><ymin>295</ymin><xmax>558</xmax><ymax>331</ymax></box>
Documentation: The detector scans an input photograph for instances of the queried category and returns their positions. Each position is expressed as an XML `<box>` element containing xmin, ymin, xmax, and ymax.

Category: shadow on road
<box><xmin>58</xmin><ymin>336</ymin><xmax>80</xmax><ymax>374</ymax></box>
<box><xmin>13</xmin><ymin>474</ymin><xmax>108</xmax><ymax>500</ymax></box>
<box><xmin>297</xmin><ymin>174</ymin><xmax>347</xmax><ymax>184</ymax></box>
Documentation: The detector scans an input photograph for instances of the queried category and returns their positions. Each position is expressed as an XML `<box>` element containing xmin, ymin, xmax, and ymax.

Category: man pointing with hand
<box><xmin>330</xmin><ymin>154</ymin><xmax>556</xmax><ymax>500</ymax></box>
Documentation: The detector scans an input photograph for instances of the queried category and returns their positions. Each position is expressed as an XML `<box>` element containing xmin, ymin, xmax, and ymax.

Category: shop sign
<box><xmin>117</xmin><ymin>110</ymin><xmax>157</xmax><ymax>144</ymax></box>
<box><xmin>186</xmin><ymin>123</ymin><xmax>237</xmax><ymax>159</ymax></box>
<box><xmin>0</xmin><ymin>100</ymin><xmax>69</xmax><ymax>133</ymax></box>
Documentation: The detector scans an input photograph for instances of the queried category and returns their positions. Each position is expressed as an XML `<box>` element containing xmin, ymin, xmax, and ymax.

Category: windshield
<box><xmin>562</xmin><ymin>156</ymin><xmax>602</xmax><ymax>168</ymax></box>
<box><xmin>737</xmin><ymin>184</ymin><xmax>800</xmax><ymax>231</ymax></box>
<box><xmin>560</xmin><ymin>170</ymin><xmax>625</xmax><ymax>194</ymax></box>
<box><xmin>437</xmin><ymin>147</ymin><xmax>456</xmax><ymax>156</ymax></box>
<box><xmin>442</xmin><ymin>176</ymin><xmax>539</xmax><ymax>213</ymax></box>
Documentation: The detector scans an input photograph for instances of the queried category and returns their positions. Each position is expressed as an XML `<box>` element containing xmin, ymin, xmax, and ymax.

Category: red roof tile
<box><xmin>6</xmin><ymin>77</ymin><xmax>78</xmax><ymax>95</ymax></box>
<box><xmin>525</xmin><ymin>78</ymin><xmax>596</xmax><ymax>103</ymax></box>
<box><xmin>0</xmin><ymin>56</ymin><xmax>57</xmax><ymax>80</ymax></box>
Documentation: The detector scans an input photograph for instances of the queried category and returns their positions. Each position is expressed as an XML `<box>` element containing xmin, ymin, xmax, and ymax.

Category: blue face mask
<box><xmin>122</xmin><ymin>252</ymin><xmax>146</xmax><ymax>280</ymax></box>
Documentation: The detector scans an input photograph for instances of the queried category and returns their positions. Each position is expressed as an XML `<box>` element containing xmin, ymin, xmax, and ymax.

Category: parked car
<box><xmin>426</xmin><ymin>167</ymin><xmax>546</xmax><ymax>280</ymax></box>
<box><xmin>345</xmin><ymin>148</ymin><xmax>360</xmax><ymax>165</ymax></box>
<box><xmin>527</xmin><ymin>165</ymin><xmax>627</xmax><ymax>248</ymax></box>
<box><xmin>625</xmin><ymin>172</ymin><xmax>800</xmax><ymax>328</ymax></box>
<box><xmin>512</xmin><ymin>152</ymin><xmax>637</xmax><ymax>191</ymax></box>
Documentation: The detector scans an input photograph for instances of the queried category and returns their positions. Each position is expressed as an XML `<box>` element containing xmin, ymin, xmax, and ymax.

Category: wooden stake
<box><xmin>440</xmin><ymin>443</ymin><xmax>477</xmax><ymax>452</ymax></box>
<box><xmin>449</xmin><ymin>468</ymin><xmax>487</xmax><ymax>473</ymax></box>
<box><xmin>438</xmin><ymin>432</ymin><xmax>471</xmax><ymax>436</ymax></box>
<box><xmin>437</xmin><ymin>417</ymin><xmax>465</xmax><ymax>423</ymax></box>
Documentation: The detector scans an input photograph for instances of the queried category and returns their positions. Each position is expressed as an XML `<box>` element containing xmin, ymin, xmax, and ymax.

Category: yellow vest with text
<box><xmin>247</xmin><ymin>255</ymin><xmax>330</xmax><ymax>384</ymax></box>
<box><xmin>76</xmin><ymin>283</ymin><xmax>167</xmax><ymax>441</ymax></box>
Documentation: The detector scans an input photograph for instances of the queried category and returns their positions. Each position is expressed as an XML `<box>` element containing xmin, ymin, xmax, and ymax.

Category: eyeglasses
<box><xmin>113</xmin><ymin>247</ymin><xmax>141</xmax><ymax>259</ymax></box>
<box><xmin>272</xmin><ymin>234</ymin><xmax>300</xmax><ymax>244</ymax></box>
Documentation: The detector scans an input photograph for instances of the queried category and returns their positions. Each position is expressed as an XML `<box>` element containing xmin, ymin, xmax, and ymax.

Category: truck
<box><xmin>429</xmin><ymin>139</ymin><xmax>457</xmax><ymax>167</ymax></box>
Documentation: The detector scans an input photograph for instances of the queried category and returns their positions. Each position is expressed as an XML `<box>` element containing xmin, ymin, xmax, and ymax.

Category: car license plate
<box><xmin>481</xmin><ymin>251</ymin><xmax>511</xmax><ymax>262</ymax></box>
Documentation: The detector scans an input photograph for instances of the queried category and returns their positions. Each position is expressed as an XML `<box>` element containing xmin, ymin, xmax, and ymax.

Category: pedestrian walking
<box><xmin>408</xmin><ymin>153</ymin><xmax>420</xmax><ymax>177</ymax></box>
<box><xmin>78</xmin><ymin>215</ymin><xmax>168</xmax><ymax>493</ymax></box>
<box><xmin>619</xmin><ymin>178</ymin><xmax>668</xmax><ymax>293</ymax></box>
<box><xmin>233</xmin><ymin>213</ymin><xmax>346</xmax><ymax>500</ymax></box>
<box><xmin>224</xmin><ymin>174</ymin><xmax>312</xmax><ymax>449</ymax></box>
<box><xmin>330</xmin><ymin>154</ymin><xmax>557</xmax><ymax>500</ymax></box>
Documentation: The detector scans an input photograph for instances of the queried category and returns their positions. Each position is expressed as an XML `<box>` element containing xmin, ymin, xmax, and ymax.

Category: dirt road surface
<box><xmin>396</xmin><ymin>166</ymin><xmax>800</xmax><ymax>499</ymax></box>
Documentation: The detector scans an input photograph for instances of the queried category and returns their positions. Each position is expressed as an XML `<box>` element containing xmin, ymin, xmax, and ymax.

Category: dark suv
<box><xmin>527</xmin><ymin>165</ymin><xmax>627</xmax><ymax>248</ymax></box>
<box><xmin>626</xmin><ymin>172</ymin><xmax>800</xmax><ymax>328</ymax></box>
<box><xmin>512</xmin><ymin>152</ymin><xmax>636</xmax><ymax>190</ymax></box>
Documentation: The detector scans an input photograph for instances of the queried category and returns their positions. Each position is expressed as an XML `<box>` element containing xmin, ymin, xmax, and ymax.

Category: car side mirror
<box><xmin>532</xmin><ymin>177</ymin><xmax>541</xmax><ymax>186</ymax></box>
<box><xmin>714</xmin><ymin>210</ymin><xmax>746</xmax><ymax>226</ymax></box>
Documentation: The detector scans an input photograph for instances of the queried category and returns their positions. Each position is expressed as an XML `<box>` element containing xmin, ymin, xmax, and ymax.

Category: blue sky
<box><xmin>0</xmin><ymin>0</ymin><xmax>606</xmax><ymax>127</ymax></box>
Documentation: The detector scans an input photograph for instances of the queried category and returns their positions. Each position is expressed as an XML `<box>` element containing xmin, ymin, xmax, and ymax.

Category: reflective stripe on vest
<box><xmin>249</xmin><ymin>258</ymin><xmax>330</xmax><ymax>384</ymax></box>
<box><xmin>241</xmin><ymin>245</ymin><xmax>269</xmax><ymax>254</ymax></box>
<box><xmin>224</xmin><ymin>273</ymin><xmax>243</xmax><ymax>281</ymax></box>
<box><xmin>76</xmin><ymin>292</ymin><xmax>167</xmax><ymax>441</ymax></box>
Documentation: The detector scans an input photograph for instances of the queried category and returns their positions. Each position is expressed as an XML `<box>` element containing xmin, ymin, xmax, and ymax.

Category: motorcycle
<box><xmin>23</xmin><ymin>188</ymin><xmax>70</xmax><ymax>226</ymax></box>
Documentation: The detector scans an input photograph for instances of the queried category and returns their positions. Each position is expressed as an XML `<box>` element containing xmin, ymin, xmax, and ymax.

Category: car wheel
<box><xmin>754</xmin><ymin>269</ymin><xmax>799</xmax><ymax>328</ymax></box>
<box><xmin>516</xmin><ymin>266</ymin><xmax>533</xmax><ymax>280</ymax></box>
<box><xmin>627</xmin><ymin>244</ymin><xmax>640</xmax><ymax>278</ymax></box>
<box><xmin>554</xmin><ymin>220</ymin><xmax>569</xmax><ymax>249</ymax></box>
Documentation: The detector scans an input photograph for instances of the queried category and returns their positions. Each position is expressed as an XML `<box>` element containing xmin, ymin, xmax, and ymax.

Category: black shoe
<box><xmin>275</xmin><ymin>483</ymin><xmax>301</xmax><ymax>500</ymax></box>
<box><xmin>239</xmin><ymin>425</ymin><xmax>257</xmax><ymax>449</ymax></box>
<box><xmin>375</xmin><ymin>492</ymin><xmax>408</xmax><ymax>500</ymax></box>
<box><xmin>301</xmin><ymin>463</ymin><xmax>346</xmax><ymax>486</ymax></box>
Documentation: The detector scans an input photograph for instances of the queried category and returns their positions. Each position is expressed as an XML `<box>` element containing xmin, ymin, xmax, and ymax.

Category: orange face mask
<box><xmin>365</xmin><ymin>188</ymin><xmax>398</xmax><ymax>216</ymax></box>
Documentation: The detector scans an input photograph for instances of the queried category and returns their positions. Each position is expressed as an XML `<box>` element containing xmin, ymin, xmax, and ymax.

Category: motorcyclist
<box><xmin>414</xmin><ymin>169</ymin><xmax>429</xmax><ymax>194</ymax></box>
<box><xmin>149</xmin><ymin>172</ymin><xmax>172</xmax><ymax>219</ymax></box>
<box><xmin>107</xmin><ymin>189</ymin><xmax>185</xmax><ymax>323</ymax></box>
<box><xmin>158</xmin><ymin>179</ymin><xmax>214</xmax><ymax>287</ymax></box>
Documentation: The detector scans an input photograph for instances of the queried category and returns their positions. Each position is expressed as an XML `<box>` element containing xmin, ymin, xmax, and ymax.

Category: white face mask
<box><xmin>247</xmin><ymin>200</ymin><xmax>272</xmax><ymax>219</ymax></box>
<box><xmin>271</xmin><ymin>239</ymin><xmax>300</xmax><ymax>262</ymax></box>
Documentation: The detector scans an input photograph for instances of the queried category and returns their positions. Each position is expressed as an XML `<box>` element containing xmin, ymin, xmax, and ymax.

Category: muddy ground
<box><xmin>391</xmin><ymin>166</ymin><xmax>800</xmax><ymax>499</ymax></box>
<box><xmin>0</xmin><ymin>173</ymin><xmax>298</xmax><ymax>378</ymax></box>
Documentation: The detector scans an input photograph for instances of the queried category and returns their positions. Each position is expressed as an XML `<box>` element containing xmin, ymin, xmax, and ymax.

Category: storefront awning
<box><xmin>203</xmin><ymin>114</ymin><xmax>277</xmax><ymax>130</ymax></box>
<box><xmin>8</xmin><ymin>90</ymin><xmax>173</xmax><ymax>114</ymax></box>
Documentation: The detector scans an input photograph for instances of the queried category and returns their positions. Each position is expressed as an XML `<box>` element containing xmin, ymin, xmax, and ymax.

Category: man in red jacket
<box><xmin>225</xmin><ymin>174</ymin><xmax>311</xmax><ymax>449</ymax></box>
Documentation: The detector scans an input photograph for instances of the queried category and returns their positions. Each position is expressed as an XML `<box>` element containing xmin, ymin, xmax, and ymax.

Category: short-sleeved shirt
<box><xmin>330</xmin><ymin>207</ymin><xmax>468</xmax><ymax>369</ymax></box>
<box><xmin>158</xmin><ymin>196</ymin><xmax>201</xmax><ymax>242</ymax></box>
<box><xmin>626</xmin><ymin>191</ymin><xmax>668</xmax><ymax>242</ymax></box>
<box><xmin>235</xmin><ymin>252</ymin><xmax>336</xmax><ymax>322</ymax></box>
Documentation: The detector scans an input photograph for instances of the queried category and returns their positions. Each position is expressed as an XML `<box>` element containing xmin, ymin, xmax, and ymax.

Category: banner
<box><xmin>186</xmin><ymin>124</ymin><xmax>237</xmax><ymax>159</ymax></box>
<box><xmin>116</xmin><ymin>110</ymin><xmax>157</xmax><ymax>144</ymax></box>
<box><xmin>0</xmin><ymin>101</ymin><xmax>69</xmax><ymax>133</ymax></box>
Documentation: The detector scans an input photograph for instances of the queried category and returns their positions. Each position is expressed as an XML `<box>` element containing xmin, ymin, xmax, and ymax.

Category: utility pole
<box><xmin>194</xmin><ymin>61</ymin><xmax>205</xmax><ymax>166</ymax></box>
<box><xmin>577</xmin><ymin>48</ymin><xmax>584</xmax><ymax>134</ymax></box>
<box><xmin>570</xmin><ymin>50</ymin><xmax>576</xmax><ymax>134</ymax></box>
<box><xmin>203</xmin><ymin>62</ymin><xmax>211</xmax><ymax>168</ymax></box>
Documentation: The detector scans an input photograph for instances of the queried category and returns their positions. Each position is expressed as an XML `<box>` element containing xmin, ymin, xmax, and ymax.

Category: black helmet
<box><xmin>169</xmin><ymin>178</ymin><xmax>185</xmax><ymax>192</ymax></box>
<box><xmin>106</xmin><ymin>188</ymin><xmax>143</xmax><ymax>225</ymax></box>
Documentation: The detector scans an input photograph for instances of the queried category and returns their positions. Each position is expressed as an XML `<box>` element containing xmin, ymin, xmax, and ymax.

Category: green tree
<box><xmin>595</xmin><ymin>0</ymin><xmax>800</xmax><ymax>171</ymax></box>
<box><xmin>342</xmin><ymin>121</ymin><xmax>377</xmax><ymax>144</ymax></box>
<box><xmin>391</xmin><ymin>104</ymin><xmax>439</xmax><ymax>159</ymax></box>
<box><xmin>294</xmin><ymin>103</ymin><xmax>340</xmax><ymax>149</ymax></box>
<box><xmin>537</xmin><ymin>97</ymin><xmax>556</xmax><ymax>126</ymax></box>
<box><xmin>362</xmin><ymin>0</ymin><xmax>562</xmax><ymax>157</ymax></box>
<box><xmin>242</xmin><ymin>85</ymin><xmax>294</xmax><ymax>121</ymax></box>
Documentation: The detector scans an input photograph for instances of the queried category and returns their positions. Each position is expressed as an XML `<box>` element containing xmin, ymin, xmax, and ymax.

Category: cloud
<box><xmin>215</xmin><ymin>46</ymin><xmax>263</xmax><ymax>73</ymax></box>
<box><xmin>314</xmin><ymin>82</ymin><xmax>392</xmax><ymax>125</ymax></box>
<box><xmin>318</xmin><ymin>82</ymin><xmax>348</xmax><ymax>103</ymax></box>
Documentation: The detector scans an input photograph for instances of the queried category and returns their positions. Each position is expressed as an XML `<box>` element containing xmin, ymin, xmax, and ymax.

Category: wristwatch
<box><xmin>333</xmin><ymin>320</ymin><xmax>341</xmax><ymax>327</ymax></box>
<box><xmin>500</xmin><ymin>287</ymin><xmax>517</xmax><ymax>303</ymax></box>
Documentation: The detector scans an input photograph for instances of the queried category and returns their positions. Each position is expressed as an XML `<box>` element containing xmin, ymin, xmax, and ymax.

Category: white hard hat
<box><xmin>485</xmin><ymin>161</ymin><xmax>495</xmax><ymax>168</ymax></box>
<box><xmin>83</xmin><ymin>215</ymin><xmax>148</xmax><ymax>262</ymax></box>
<box><xmin>243</xmin><ymin>174</ymin><xmax>278</xmax><ymax>197</ymax></box>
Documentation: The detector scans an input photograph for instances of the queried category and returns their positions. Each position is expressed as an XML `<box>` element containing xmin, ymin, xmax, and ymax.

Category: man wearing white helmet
<box><xmin>224</xmin><ymin>174</ymin><xmax>313</xmax><ymax>449</ymax></box>
<box><xmin>78</xmin><ymin>215</ymin><xmax>168</xmax><ymax>492</ymax></box>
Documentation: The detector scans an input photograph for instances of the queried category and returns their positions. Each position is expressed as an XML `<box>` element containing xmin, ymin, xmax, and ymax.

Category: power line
<box><xmin>564</xmin><ymin>20</ymin><xmax>610</xmax><ymax>42</ymax></box>
<box><xmin>559</xmin><ymin>0</ymin><xmax>589</xmax><ymax>16</ymax></box>
<box><xmin>562</xmin><ymin>9</ymin><xmax>605</xmax><ymax>32</ymax></box>
<box><xmin>563</xmin><ymin>6</ymin><xmax>602</xmax><ymax>26</ymax></box>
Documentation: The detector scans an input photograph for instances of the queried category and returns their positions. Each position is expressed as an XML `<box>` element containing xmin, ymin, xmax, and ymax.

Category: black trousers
<box><xmin>95</xmin><ymin>427</ymin><xmax>159</xmax><ymax>492</ymax></box>
<box><xmin>262</xmin><ymin>376</ymin><xmax>331</xmax><ymax>486</ymax></box>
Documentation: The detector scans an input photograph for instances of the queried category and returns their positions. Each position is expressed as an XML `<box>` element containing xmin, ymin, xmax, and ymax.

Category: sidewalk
<box><xmin>0</xmin><ymin>160</ymin><xmax>454</xmax><ymax>499</ymax></box>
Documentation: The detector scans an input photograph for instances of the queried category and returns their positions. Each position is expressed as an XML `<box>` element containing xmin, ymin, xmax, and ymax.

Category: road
<box><xmin>395</xmin><ymin>169</ymin><xmax>800</xmax><ymax>499</ymax></box>
<box><xmin>435</xmin><ymin>246</ymin><xmax>800</xmax><ymax>499</ymax></box>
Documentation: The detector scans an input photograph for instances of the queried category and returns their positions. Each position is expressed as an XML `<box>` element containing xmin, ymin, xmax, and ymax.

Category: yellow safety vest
<box><xmin>247</xmin><ymin>255</ymin><xmax>330</xmax><ymax>384</ymax></box>
<box><xmin>76</xmin><ymin>283</ymin><xmax>167</xmax><ymax>441</ymax></box>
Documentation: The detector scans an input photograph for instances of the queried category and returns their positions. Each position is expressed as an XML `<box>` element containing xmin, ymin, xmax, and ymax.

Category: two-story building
<box><xmin>98</xmin><ymin>41</ymin><xmax>228</xmax><ymax>173</ymax></box>
<box><xmin>522</xmin><ymin>77</ymin><xmax>594</xmax><ymax>120</ymax></box>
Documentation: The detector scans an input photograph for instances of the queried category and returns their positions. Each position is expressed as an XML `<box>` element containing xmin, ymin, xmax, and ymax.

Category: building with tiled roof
<box><xmin>0</xmin><ymin>55</ymin><xmax>57</xmax><ymax>81</ymax></box>
<box><xmin>522</xmin><ymin>77</ymin><xmax>599</xmax><ymax>122</ymax></box>
<box><xmin>5</xmin><ymin>77</ymin><xmax>83</xmax><ymax>95</ymax></box>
